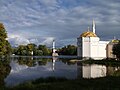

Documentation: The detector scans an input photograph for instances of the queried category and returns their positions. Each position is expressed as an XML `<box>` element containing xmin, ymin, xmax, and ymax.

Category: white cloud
<box><xmin>8</xmin><ymin>34</ymin><xmax>30</xmax><ymax>46</ymax></box>
<box><xmin>0</xmin><ymin>0</ymin><xmax>120</xmax><ymax>47</ymax></box>
<box><xmin>41</xmin><ymin>37</ymin><xmax>54</xmax><ymax>46</ymax></box>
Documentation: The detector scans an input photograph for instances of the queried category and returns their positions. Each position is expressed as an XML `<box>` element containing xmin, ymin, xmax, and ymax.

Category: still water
<box><xmin>1</xmin><ymin>56</ymin><xmax>119</xmax><ymax>87</ymax></box>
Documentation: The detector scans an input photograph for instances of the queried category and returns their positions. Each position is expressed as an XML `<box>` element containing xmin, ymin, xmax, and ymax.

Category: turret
<box><xmin>52</xmin><ymin>40</ymin><xmax>58</xmax><ymax>56</ymax></box>
<box><xmin>92</xmin><ymin>19</ymin><xmax>96</xmax><ymax>33</ymax></box>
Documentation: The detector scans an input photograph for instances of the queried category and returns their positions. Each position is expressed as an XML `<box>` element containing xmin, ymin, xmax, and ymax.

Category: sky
<box><xmin>0</xmin><ymin>0</ymin><xmax>120</xmax><ymax>47</ymax></box>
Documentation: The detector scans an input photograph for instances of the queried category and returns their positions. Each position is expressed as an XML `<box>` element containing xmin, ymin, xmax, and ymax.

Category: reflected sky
<box><xmin>5</xmin><ymin>58</ymin><xmax>77</xmax><ymax>87</ymax></box>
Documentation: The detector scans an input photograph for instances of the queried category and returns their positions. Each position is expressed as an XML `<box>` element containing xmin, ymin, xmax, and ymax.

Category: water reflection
<box><xmin>80</xmin><ymin>64</ymin><xmax>106</xmax><ymax>78</ymax></box>
<box><xmin>77</xmin><ymin>63</ymin><xmax>120</xmax><ymax>79</ymax></box>
<box><xmin>52</xmin><ymin>57</ymin><xmax>58</xmax><ymax>71</ymax></box>
<box><xmin>5</xmin><ymin>57</ymin><xmax>77</xmax><ymax>87</ymax></box>
<box><xmin>106</xmin><ymin>66</ymin><xmax>120</xmax><ymax>76</ymax></box>
<box><xmin>3</xmin><ymin>57</ymin><xmax>120</xmax><ymax>87</ymax></box>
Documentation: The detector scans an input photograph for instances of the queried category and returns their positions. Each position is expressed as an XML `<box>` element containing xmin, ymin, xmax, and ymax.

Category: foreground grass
<box><xmin>2</xmin><ymin>76</ymin><xmax>120</xmax><ymax>90</ymax></box>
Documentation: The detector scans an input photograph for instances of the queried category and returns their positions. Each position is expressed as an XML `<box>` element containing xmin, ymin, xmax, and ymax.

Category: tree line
<box><xmin>12</xmin><ymin>44</ymin><xmax>77</xmax><ymax>56</ymax></box>
<box><xmin>12</xmin><ymin>44</ymin><xmax>51</xmax><ymax>56</ymax></box>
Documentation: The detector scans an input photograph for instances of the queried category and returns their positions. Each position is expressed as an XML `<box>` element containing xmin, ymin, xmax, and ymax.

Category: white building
<box><xmin>77</xmin><ymin>20</ymin><xmax>109</xmax><ymax>59</ymax></box>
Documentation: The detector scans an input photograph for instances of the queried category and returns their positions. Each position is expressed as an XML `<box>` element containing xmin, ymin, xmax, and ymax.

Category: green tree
<box><xmin>26</xmin><ymin>43</ymin><xmax>37</xmax><ymax>55</ymax></box>
<box><xmin>0</xmin><ymin>23</ymin><xmax>11</xmax><ymax>56</ymax></box>
<box><xmin>58</xmin><ymin>45</ymin><xmax>77</xmax><ymax>55</ymax></box>
<box><xmin>38</xmin><ymin>45</ymin><xmax>51</xmax><ymax>55</ymax></box>
<box><xmin>13</xmin><ymin>44</ymin><xmax>52</xmax><ymax>56</ymax></box>
<box><xmin>17</xmin><ymin>45</ymin><xmax>27</xmax><ymax>55</ymax></box>
<box><xmin>34</xmin><ymin>50</ymin><xmax>43</xmax><ymax>56</ymax></box>
<box><xmin>112</xmin><ymin>41</ymin><xmax>120</xmax><ymax>60</ymax></box>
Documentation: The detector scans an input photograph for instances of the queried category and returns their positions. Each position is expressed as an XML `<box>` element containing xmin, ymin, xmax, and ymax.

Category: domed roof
<box><xmin>80</xmin><ymin>31</ymin><xmax>97</xmax><ymax>37</ymax></box>
<box><xmin>109</xmin><ymin>39</ymin><xmax>119</xmax><ymax>44</ymax></box>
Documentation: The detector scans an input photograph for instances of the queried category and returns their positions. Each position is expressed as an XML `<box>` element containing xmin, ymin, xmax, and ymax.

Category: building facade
<box><xmin>77</xmin><ymin>20</ymin><xmax>109</xmax><ymax>59</ymax></box>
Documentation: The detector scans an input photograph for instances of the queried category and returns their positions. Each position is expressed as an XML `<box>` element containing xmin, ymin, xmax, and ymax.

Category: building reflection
<box><xmin>52</xmin><ymin>56</ymin><xmax>58</xmax><ymax>71</ymax></box>
<box><xmin>82</xmin><ymin>64</ymin><xmax>106</xmax><ymax>78</ymax></box>
<box><xmin>77</xmin><ymin>62</ymin><xmax>120</xmax><ymax>79</ymax></box>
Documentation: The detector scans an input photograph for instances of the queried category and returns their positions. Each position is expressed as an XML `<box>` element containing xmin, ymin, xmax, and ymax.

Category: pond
<box><xmin>0</xmin><ymin>56</ymin><xmax>120</xmax><ymax>87</ymax></box>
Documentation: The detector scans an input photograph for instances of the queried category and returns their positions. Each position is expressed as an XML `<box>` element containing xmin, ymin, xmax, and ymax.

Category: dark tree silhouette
<box><xmin>112</xmin><ymin>42</ymin><xmax>120</xmax><ymax>60</ymax></box>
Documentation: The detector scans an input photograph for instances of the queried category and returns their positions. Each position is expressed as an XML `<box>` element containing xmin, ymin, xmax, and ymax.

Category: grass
<box><xmin>81</xmin><ymin>59</ymin><xmax>120</xmax><ymax>66</ymax></box>
<box><xmin>2</xmin><ymin>76</ymin><xmax>119</xmax><ymax>90</ymax></box>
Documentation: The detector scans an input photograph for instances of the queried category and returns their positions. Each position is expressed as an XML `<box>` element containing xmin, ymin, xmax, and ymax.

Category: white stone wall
<box><xmin>77</xmin><ymin>36</ymin><xmax>109</xmax><ymax>59</ymax></box>
<box><xmin>82</xmin><ymin>37</ymin><xmax>90</xmax><ymax>57</ymax></box>
<box><xmin>98</xmin><ymin>41</ymin><xmax>109</xmax><ymax>58</ymax></box>
<box><xmin>90</xmin><ymin>37</ymin><xmax>99</xmax><ymax>58</ymax></box>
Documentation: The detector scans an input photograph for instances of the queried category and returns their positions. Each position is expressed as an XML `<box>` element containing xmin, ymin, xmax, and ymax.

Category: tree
<box><xmin>17</xmin><ymin>45</ymin><xmax>27</xmax><ymax>55</ymax></box>
<box><xmin>58</xmin><ymin>45</ymin><xmax>77</xmax><ymax>55</ymax></box>
<box><xmin>38</xmin><ymin>45</ymin><xmax>51</xmax><ymax>56</ymax></box>
<box><xmin>112</xmin><ymin>42</ymin><xmax>120</xmax><ymax>60</ymax></box>
<box><xmin>26</xmin><ymin>43</ymin><xmax>37</xmax><ymax>55</ymax></box>
<box><xmin>0</xmin><ymin>23</ymin><xmax>11</xmax><ymax>56</ymax></box>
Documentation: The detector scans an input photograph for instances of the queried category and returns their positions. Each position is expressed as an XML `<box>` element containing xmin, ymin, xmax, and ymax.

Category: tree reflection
<box><xmin>16</xmin><ymin>57</ymin><xmax>50</xmax><ymax>67</ymax></box>
<box><xmin>60</xmin><ymin>58</ymin><xmax>77</xmax><ymax>65</ymax></box>
<box><xmin>107</xmin><ymin>66</ymin><xmax>120</xmax><ymax>76</ymax></box>
<box><xmin>17</xmin><ymin>57</ymin><xmax>35</xmax><ymax>67</ymax></box>
<box><xmin>0</xmin><ymin>59</ymin><xmax>11</xmax><ymax>87</ymax></box>
<box><xmin>37</xmin><ymin>59</ymin><xmax>48</xmax><ymax>65</ymax></box>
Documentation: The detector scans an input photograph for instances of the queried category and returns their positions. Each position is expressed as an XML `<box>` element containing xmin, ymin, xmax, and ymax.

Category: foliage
<box><xmin>38</xmin><ymin>45</ymin><xmax>51</xmax><ymax>55</ymax></box>
<box><xmin>13</xmin><ymin>44</ymin><xmax>52</xmax><ymax>56</ymax></box>
<box><xmin>112</xmin><ymin>41</ymin><xmax>120</xmax><ymax>60</ymax></box>
<box><xmin>58</xmin><ymin>45</ymin><xmax>77</xmax><ymax>55</ymax></box>
<box><xmin>13</xmin><ymin>44</ymin><xmax>77</xmax><ymax>56</ymax></box>
<box><xmin>0</xmin><ymin>23</ymin><xmax>12</xmax><ymax>56</ymax></box>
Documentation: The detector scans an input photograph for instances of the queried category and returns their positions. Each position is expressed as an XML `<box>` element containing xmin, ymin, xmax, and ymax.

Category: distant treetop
<box><xmin>0</xmin><ymin>23</ymin><xmax>5</xmax><ymax>30</ymax></box>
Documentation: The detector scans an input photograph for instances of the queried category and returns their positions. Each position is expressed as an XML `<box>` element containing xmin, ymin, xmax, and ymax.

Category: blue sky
<box><xmin>0</xmin><ymin>0</ymin><xmax>120</xmax><ymax>47</ymax></box>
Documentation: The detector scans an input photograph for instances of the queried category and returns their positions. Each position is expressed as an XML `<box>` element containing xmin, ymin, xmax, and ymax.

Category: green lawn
<box><xmin>2</xmin><ymin>76</ymin><xmax>120</xmax><ymax>90</ymax></box>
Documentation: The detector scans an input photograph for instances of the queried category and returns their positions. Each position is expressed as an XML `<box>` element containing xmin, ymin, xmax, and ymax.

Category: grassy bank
<box><xmin>2</xmin><ymin>76</ymin><xmax>119</xmax><ymax>90</ymax></box>
<box><xmin>81</xmin><ymin>59</ymin><xmax>120</xmax><ymax>66</ymax></box>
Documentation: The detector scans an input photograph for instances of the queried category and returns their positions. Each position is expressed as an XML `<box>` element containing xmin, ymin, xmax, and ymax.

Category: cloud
<box><xmin>8</xmin><ymin>34</ymin><xmax>30</xmax><ymax>46</ymax></box>
<box><xmin>41</xmin><ymin>37</ymin><xmax>54</xmax><ymax>46</ymax></box>
<box><xmin>0</xmin><ymin>0</ymin><xmax>120</xmax><ymax>47</ymax></box>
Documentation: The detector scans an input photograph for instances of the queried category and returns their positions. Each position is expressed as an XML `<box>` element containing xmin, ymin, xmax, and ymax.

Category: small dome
<box><xmin>80</xmin><ymin>31</ymin><xmax>97</xmax><ymax>37</ymax></box>
<box><xmin>109</xmin><ymin>39</ymin><xmax>119</xmax><ymax>44</ymax></box>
